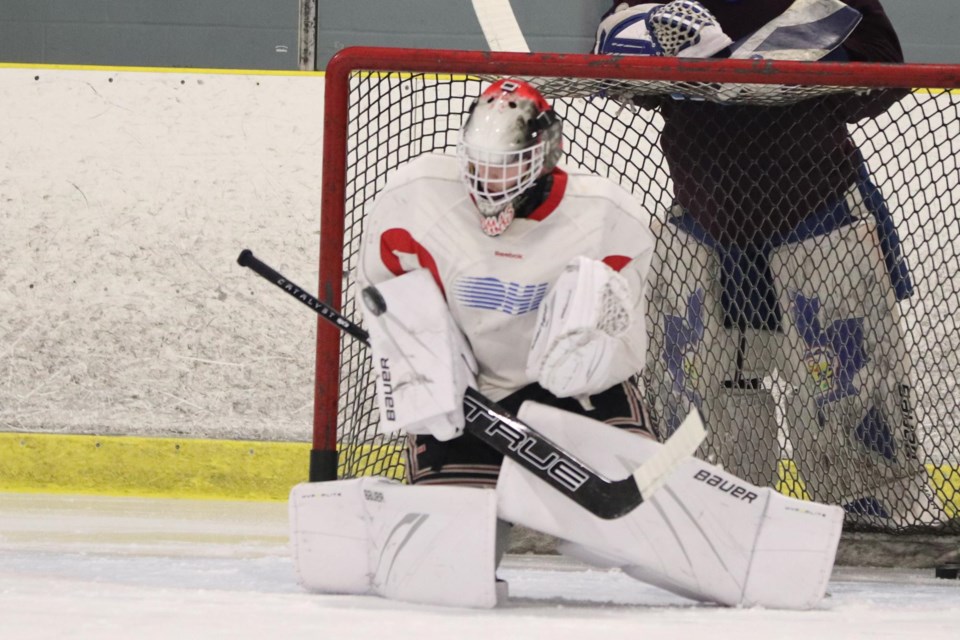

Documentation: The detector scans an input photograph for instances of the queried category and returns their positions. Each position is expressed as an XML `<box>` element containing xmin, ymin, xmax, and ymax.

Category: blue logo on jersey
<box><xmin>454</xmin><ymin>277</ymin><xmax>549</xmax><ymax>315</ymax></box>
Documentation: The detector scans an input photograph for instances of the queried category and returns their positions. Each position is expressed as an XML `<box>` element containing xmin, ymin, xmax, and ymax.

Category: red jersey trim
<box><xmin>528</xmin><ymin>168</ymin><xmax>568</xmax><ymax>222</ymax></box>
<box><xmin>379</xmin><ymin>228</ymin><xmax>446</xmax><ymax>296</ymax></box>
<box><xmin>602</xmin><ymin>255</ymin><xmax>632</xmax><ymax>272</ymax></box>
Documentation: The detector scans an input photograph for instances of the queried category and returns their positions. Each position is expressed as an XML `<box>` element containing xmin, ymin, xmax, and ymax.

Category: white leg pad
<box><xmin>713</xmin><ymin>385</ymin><xmax>781</xmax><ymax>487</ymax></box>
<box><xmin>841</xmin><ymin>471</ymin><xmax>950</xmax><ymax>528</ymax></box>
<box><xmin>646</xmin><ymin>215</ymin><xmax>738</xmax><ymax>438</ymax></box>
<box><xmin>496</xmin><ymin>401</ymin><xmax>843</xmax><ymax>609</ymax></box>
<box><xmin>290</xmin><ymin>480</ymin><xmax>369</xmax><ymax>595</ymax></box>
<box><xmin>646</xmin><ymin>215</ymin><xmax>785</xmax><ymax>484</ymax></box>
<box><xmin>290</xmin><ymin>478</ymin><xmax>501</xmax><ymax>608</ymax></box>
<box><xmin>738</xmin><ymin>489</ymin><xmax>844</xmax><ymax>608</ymax></box>
<box><xmin>772</xmin><ymin>216</ymin><xmax>927</xmax><ymax>514</ymax></box>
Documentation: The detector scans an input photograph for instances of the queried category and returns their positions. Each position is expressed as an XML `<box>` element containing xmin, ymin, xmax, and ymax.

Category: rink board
<box><xmin>0</xmin><ymin>433</ymin><xmax>954</xmax><ymax>519</ymax></box>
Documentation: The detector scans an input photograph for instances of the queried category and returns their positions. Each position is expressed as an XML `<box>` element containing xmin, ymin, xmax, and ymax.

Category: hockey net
<box><xmin>316</xmin><ymin>47</ymin><xmax>960</xmax><ymax>536</ymax></box>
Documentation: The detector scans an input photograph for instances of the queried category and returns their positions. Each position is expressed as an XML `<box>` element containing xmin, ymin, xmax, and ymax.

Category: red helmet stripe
<box><xmin>483</xmin><ymin>78</ymin><xmax>551</xmax><ymax>112</ymax></box>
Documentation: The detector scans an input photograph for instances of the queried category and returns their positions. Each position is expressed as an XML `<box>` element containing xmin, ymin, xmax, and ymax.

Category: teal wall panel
<box><xmin>314</xmin><ymin>0</ymin><xmax>958</xmax><ymax>68</ymax></box>
<box><xmin>0</xmin><ymin>0</ymin><xmax>299</xmax><ymax>69</ymax></box>
<box><xmin>0</xmin><ymin>1</ymin><xmax>956</xmax><ymax>71</ymax></box>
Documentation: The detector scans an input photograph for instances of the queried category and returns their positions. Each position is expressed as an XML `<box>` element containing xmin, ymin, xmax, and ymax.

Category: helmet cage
<box><xmin>456</xmin><ymin>79</ymin><xmax>563</xmax><ymax>235</ymax></box>
<box><xmin>457</xmin><ymin>137</ymin><xmax>548</xmax><ymax>217</ymax></box>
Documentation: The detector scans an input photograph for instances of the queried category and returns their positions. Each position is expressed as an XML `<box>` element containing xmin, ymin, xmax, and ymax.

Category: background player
<box><xmin>594</xmin><ymin>0</ymin><xmax>942</xmax><ymax>524</ymax></box>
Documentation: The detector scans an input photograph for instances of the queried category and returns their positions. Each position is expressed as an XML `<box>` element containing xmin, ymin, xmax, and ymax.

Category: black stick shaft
<box><xmin>237</xmin><ymin>248</ymin><xmax>368</xmax><ymax>342</ymax></box>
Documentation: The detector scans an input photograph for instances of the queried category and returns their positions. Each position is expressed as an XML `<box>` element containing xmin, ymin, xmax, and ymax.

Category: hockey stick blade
<box><xmin>237</xmin><ymin>249</ymin><xmax>705</xmax><ymax>519</ymax></box>
<box><xmin>633</xmin><ymin>408</ymin><xmax>705</xmax><ymax>498</ymax></box>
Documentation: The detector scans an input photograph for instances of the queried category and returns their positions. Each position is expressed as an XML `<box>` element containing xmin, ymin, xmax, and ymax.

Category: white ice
<box><xmin>1</xmin><ymin>493</ymin><xmax>957</xmax><ymax>640</ymax></box>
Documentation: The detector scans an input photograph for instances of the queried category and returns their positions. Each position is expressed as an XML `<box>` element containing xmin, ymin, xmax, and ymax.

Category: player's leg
<box><xmin>289</xmin><ymin>477</ymin><xmax>503</xmax><ymax>607</ymax></box>
<box><xmin>500</xmin><ymin>378</ymin><xmax>658</xmax><ymax>439</ymax></box>
<box><xmin>403</xmin><ymin>376</ymin><xmax>657</xmax><ymax>567</ymax></box>
<box><xmin>771</xmin><ymin>192</ymin><xmax>945</xmax><ymax>526</ymax></box>
<box><xmin>647</xmin><ymin>212</ymin><xmax>782</xmax><ymax>486</ymax></box>
<box><xmin>403</xmin><ymin>421</ymin><xmax>513</xmax><ymax>567</ymax></box>
<box><xmin>495</xmin><ymin>401</ymin><xmax>843</xmax><ymax>609</ymax></box>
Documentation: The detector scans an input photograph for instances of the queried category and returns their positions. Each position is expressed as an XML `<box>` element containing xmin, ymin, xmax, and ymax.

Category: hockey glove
<box><xmin>594</xmin><ymin>1</ymin><xmax>731</xmax><ymax>59</ymax></box>
<box><xmin>527</xmin><ymin>256</ymin><xmax>636</xmax><ymax>401</ymax></box>
<box><xmin>362</xmin><ymin>269</ymin><xmax>478</xmax><ymax>442</ymax></box>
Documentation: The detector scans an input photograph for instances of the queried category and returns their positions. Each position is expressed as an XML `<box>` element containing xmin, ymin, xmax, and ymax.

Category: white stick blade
<box><xmin>632</xmin><ymin>409</ymin><xmax>706</xmax><ymax>498</ymax></box>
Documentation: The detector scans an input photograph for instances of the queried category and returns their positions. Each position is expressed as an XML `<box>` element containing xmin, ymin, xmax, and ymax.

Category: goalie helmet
<box><xmin>457</xmin><ymin>79</ymin><xmax>563</xmax><ymax>236</ymax></box>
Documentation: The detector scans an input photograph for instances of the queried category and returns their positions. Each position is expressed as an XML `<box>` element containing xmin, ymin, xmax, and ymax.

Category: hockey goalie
<box><xmin>595</xmin><ymin>0</ymin><xmax>946</xmax><ymax>528</ymax></box>
<box><xmin>288</xmin><ymin>78</ymin><xmax>843</xmax><ymax>609</ymax></box>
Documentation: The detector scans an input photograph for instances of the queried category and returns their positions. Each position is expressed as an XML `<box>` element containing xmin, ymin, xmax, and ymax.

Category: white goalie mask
<box><xmin>457</xmin><ymin>79</ymin><xmax>563</xmax><ymax>236</ymax></box>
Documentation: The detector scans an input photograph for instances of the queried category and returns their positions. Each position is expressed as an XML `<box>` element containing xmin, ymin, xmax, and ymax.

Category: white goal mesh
<box><xmin>317</xmin><ymin>49</ymin><xmax>960</xmax><ymax>535</ymax></box>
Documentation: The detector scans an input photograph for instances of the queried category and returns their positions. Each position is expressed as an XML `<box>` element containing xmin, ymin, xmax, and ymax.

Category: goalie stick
<box><xmin>237</xmin><ymin>249</ymin><xmax>705</xmax><ymax>519</ymax></box>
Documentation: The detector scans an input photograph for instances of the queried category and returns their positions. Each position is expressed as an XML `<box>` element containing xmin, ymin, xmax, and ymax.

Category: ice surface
<box><xmin>1</xmin><ymin>493</ymin><xmax>957</xmax><ymax>640</ymax></box>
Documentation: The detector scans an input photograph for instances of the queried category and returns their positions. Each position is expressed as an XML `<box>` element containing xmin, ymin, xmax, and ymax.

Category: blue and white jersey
<box><xmin>358</xmin><ymin>153</ymin><xmax>655</xmax><ymax>401</ymax></box>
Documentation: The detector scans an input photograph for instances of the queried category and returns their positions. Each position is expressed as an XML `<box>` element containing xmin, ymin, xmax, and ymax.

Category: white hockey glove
<box><xmin>594</xmin><ymin>1</ymin><xmax>732</xmax><ymax>58</ymax></box>
<box><xmin>526</xmin><ymin>256</ymin><xmax>636</xmax><ymax>402</ymax></box>
<box><xmin>361</xmin><ymin>269</ymin><xmax>478</xmax><ymax>442</ymax></box>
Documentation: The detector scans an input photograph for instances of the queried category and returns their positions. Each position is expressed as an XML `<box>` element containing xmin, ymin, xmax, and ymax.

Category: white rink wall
<box><xmin>3</xmin><ymin>68</ymin><xmax>959</xmax><ymax>454</ymax></box>
<box><xmin>0</xmin><ymin>67</ymin><xmax>325</xmax><ymax>441</ymax></box>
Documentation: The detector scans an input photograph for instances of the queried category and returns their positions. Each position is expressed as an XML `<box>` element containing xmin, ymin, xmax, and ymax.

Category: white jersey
<box><xmin>358</xmin><ymin>153</ymin><xmax>655</xmax><ymax>402</ymax></box>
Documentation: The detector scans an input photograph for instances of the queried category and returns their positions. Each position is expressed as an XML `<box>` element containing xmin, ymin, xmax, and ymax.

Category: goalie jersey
<box><xmin>358</xmin><ymin>153</ymin><xmax>655</xmax><ymax>402</ymax></box>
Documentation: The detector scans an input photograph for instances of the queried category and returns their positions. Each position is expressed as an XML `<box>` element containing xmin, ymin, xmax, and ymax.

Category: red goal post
<box><xmin>315</xmin><ymin>46</ymin><xmax>960</xmax><ymax>534</ymax></box>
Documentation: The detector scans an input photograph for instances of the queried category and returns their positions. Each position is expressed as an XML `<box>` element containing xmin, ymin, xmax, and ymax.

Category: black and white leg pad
<box><xmin>771</xmin><ymin>215</ymin><xmax>946</xmax><ymax>524</ymax></box>
<box><xmin>290</xmin><ymin>478</ymin><xmax>501</xmax><ymax>608</ymax></box>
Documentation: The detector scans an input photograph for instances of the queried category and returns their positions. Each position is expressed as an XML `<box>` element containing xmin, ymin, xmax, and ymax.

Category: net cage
<box><xmin>315</xmin><ymin>47</ymin><xmax>960</xmax><ymax>535</ymax></box>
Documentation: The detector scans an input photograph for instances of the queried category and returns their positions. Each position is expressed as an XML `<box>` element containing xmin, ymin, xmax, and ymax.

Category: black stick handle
<box><xmin>237</xmin><ymin>249</ymin><xmax>369</xmax><ymax>343</ymax></box>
